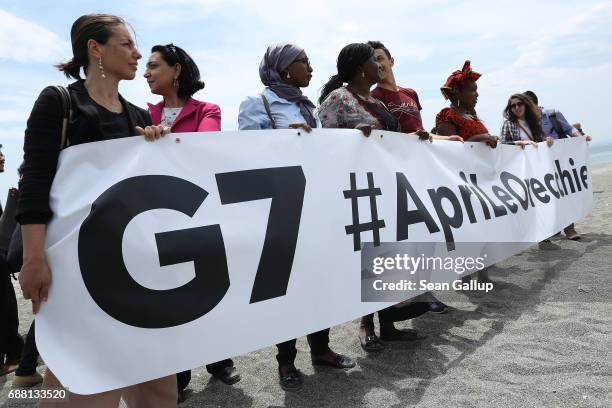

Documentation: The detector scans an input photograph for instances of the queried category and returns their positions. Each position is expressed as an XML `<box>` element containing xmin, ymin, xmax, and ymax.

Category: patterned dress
<box><xmin>435</xmin><ymin>107</ymin><xmax>489</xmax><ymax>141</ymax></box>
<box><xmin>318</xmin><ymin>87</ymin><xmax>398</xmax><ymax>131</ymax></box>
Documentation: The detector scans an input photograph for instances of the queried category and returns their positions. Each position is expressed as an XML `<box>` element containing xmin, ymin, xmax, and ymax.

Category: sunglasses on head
<box><xmin>510</xmin><ymin>101</ymin><xmax>524</xmax><ymax>109</ymax></box>
<box><xmin>166</xmin><ymin>44</ymin><xmax>181</xmax><ymax>62</ymax></box>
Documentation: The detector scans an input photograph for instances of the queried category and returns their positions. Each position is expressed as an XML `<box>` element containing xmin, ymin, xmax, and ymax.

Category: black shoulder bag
<box><xmin>546</xmin><ymin>109</ymin><xmax>567</xmax><ymax>139</ymax></box>
<box><xmin>4</xmin><ymin>86</ymin><xmax>71</xmax><ymax>276</ymax></box>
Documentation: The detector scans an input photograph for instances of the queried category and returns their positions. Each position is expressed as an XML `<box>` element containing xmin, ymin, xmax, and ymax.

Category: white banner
<box><xmin>38</xmin><ymin>130</ymin><xmax>592</xmax><ymax>394</ymax></box>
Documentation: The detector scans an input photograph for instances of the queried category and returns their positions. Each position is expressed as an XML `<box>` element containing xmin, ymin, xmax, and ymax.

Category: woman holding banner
<box><xmin>435</xmin><ymin>60</ymin><xmax>498</xmax><ymax>148</ymax></box>
<box><xmin>500</xmin><ymin>93</ymin><xmax>553</xmax><ymax>148</ymax></box>
<box><xmin>17</xmin><ymin>14</ymin><xmax>176</xmax><ymax>407</ymax></box>
<box><xmin>238</xmin><ymin>43</ymin><xmax>356</xmax><ymax>392</ymax></box>
<box><xmin>318</xmin><ymin>43</ymin><xmax>399</xmax><ymax>136</ymax></box>
<box><xmin>436</xmin><ymin>61</ymin><xmax>497</xmax><ymax>283</ymax></box>
<box><xmin>144</xmin><ymin>43</ymin><xmax>239</xmax><ymax>394</ymax></box>
<box><xmin>318</xmin><ymin>43</ymin><xmax>430</xmax><ymax>353</ymax></box>
<box><xmin>501</xmin><ymin>93</ymin><xmax>556</xmax><ymax>246</ymax></box>
<box><xmin>145</xmin><ymin>44</ymin><xmax>221</xmax><ymax>132</ymax></box>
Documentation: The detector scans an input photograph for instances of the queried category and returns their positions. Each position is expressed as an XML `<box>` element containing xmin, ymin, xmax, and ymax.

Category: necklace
<box><xmin>453</xmin><ymin>105</ymin><xmax>476</xmax><ymax>121</ymax></box>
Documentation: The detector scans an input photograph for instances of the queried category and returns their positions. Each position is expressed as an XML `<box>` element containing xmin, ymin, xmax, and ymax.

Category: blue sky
<box><xmin>1</xmin><ymin>0</ymin><xmax>611</xmax><ymax>196</ymax></box>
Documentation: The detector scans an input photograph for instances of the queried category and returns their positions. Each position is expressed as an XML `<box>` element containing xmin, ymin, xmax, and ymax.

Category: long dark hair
<box><xmin>56</xmin><ymin>14</ymin><xmax>126</xmax><ymax>79</ymax></box>
<box><xmin>151</xmin><ymin>44</ymin><xmax>205</xmax><ymax>99</ymax></box>
<box><xmin>503</xmin><ymin>93</ymin><xmax>543</xmax><ymax>140</ymax></box>
<box><xmin>319</xmin><ymin>43</ymin><xmax>374</xmax><ymax>104</ymax></box>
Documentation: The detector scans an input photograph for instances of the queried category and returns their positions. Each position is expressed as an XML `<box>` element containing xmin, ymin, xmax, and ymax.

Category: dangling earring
<box><xmin>361</xmin><ymin>71</ymin><xmax>365</xmax><ymax>78</ymax></box>
<box><xmin>286</xmin><ymin>72</ymin><xmax>291</xmax><ymax>80</ymax></box>
<box><xmin>457</xmin><ymin>99</ymin><xmax>461</xmax><ymax>108</ymax></box>
<box><xmin>173</xmin><ymin>78</ymin><xmax>179</xmax><ymax>89</ymax></box>
<box><xmin>98</xmin><ymin>58</ymin><xmax>106</xmax><ymax>79</ymax></box>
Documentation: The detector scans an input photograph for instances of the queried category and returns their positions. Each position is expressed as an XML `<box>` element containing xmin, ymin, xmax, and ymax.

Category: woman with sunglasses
<box><xmin>239</xmin><ymin>43</ymin><xmax>356</xmax><ymax>392</ymax></box>
<box><xmin>500</xmin><ymin>93</ymin><xmax>553</xmax><ymax>148</ymax></box>
<box><xmin>239</xmin><ymin>43</ymin><xmax>317</xmax><ymax>132</ymax></box>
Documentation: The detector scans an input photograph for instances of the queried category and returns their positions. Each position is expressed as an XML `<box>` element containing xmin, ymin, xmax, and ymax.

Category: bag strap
<box><xmin>546</xmin><ymin>108</ymin><xmax>566</xmax><ymax>139</ymax></box>
<box><xmin>52</xmin><ymin>85</ymin><xmax>72</xmax><ymax>149</ymax></box>
<box><xmin>261</xmin><ymin>94</ymin><xmax>277</xmax><ymax>129</ymax></box>
<box><xmin>0</xmin><ymin>189</ymin><xmax>18</xmax><ymax>252</ymax></box>
<box><xmin>516</xmin><ymin>121</ymin><xmax>534</xmax><ymax>141</ymax></box>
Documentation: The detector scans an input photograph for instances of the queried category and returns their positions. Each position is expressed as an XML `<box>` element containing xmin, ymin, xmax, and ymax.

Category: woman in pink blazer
<box><xmin>145</xmin><ymin>43</ymin><xmax>221</xmax><ymax>132</ymax></box>
<box><xmin>144</xmin><ymin>44</ymin><xmax>236</xmax><ymax>399</ymax></box>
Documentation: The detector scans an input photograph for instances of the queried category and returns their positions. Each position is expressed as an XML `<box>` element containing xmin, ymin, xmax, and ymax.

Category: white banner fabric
<box><xmin>38</xmin><ymin>130</ymin><xmax>592</xmax><ymax>394</ymax></box>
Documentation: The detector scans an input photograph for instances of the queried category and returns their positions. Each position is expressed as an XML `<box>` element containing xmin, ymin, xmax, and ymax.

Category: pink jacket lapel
<box><xmin>172</xmin><ymin>97</ymin><xmax>199</xmax><ymax>128</ymax></box>
<box><xmin>147</xmin><ymin>100</ymin><xmax>164</xmax><ymax>125</ymax></box>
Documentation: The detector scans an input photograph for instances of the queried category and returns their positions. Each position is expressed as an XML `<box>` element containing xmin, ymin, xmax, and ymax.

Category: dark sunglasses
<box><xmin>510</xmin><ymin>101</ymin><xmax>524</xmax><ymax>109</ymax></box>
<box><xmin>293</xmin><ymin>57</ymin><xmax>311</xmax><ymax>66</ymax></box>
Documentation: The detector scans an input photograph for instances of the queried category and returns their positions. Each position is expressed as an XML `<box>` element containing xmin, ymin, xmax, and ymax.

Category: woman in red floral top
<box><xmin>435</xmin><ymin>61</ymin><xmax>497</xmax><ymax>148</ymax></box>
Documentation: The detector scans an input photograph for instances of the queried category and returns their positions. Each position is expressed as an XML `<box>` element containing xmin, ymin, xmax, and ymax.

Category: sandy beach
<box><xmin>1</xmin><ymin>163</ymin><xmax>611</xmax><ymax>408</ymax></box>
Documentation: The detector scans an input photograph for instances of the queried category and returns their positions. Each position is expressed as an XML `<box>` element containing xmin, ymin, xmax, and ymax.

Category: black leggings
<box><xmin>15</xmin><ymin>322</ymin><xmax>38</xmax><ymax>376</ymax></box>
<box><xmin>0</xmin><ymin>273</ymin><xmax>23</xmax><ymax>364</ymax></box>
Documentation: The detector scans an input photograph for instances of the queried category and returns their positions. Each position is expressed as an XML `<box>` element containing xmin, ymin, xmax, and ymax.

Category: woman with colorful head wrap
<box><xmin>435</xmin><ymin>61</ymin><xmax>497</xmax><ymax>147</ymax></box>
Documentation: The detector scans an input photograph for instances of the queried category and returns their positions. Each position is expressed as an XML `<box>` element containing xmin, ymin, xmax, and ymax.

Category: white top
<box><xmin>517</xmin><ymin>119</ymin><xmax>533</xmax><ymax>141</ymax></box>
<box><xmin>161</xmin><ymin>107</ymin><xmax>182</xmax><ymax>127</ymax></box>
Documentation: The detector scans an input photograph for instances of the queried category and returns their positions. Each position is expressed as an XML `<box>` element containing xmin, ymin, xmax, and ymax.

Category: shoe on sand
<box><xmin>380</xmin><ymin>328</ymin><xmax>426</xmax><ymax>342</ymax></box>
<box><xmin>428</xmin><ymin>301</ymin><xmax>449</xmax><ymax>314</ymax></box>
<box><xmin>278</xmin><ymin>367</ymin><xmax>303</xmax><ymax>391</ymax></box>
<box><xmin>0</xmin><ymin>363</ymin><xmax>19</xmax><ymax>377</ymax></box>
<box><xmin>12</xmin><ymin>372</ymin><xmax>43</xmax><ymax>387</ymax></box>
<box><xmin>564</xmin><ymin>225</ymin><xmax>581</xmax><ymax>240</ymax></box>
<box><xmin>210</xmin><ymin>366</ymin><xmax>241</xmax><ymax>385</ymax></box>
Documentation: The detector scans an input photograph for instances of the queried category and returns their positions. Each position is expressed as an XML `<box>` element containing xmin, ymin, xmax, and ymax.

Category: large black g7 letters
<box><xmin>78</xmin><ymin>175</ymin><xmax>229</xmax><ymax>328</ymax></box>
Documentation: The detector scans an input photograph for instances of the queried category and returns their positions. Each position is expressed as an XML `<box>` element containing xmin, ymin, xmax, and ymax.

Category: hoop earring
<box><xmin>98</xmin><ymin>58</ymin><xmax>106</xmax><ymax>79</ymax></box>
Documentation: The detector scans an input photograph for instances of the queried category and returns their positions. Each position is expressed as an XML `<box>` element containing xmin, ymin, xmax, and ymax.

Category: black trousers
<box><xmin>205</xmin><ymin>358</ymin><xmax>234</xmax><ymax>374</ymax></box>
<box><xmin>15</xmin><ymin>321</ymin><xmax>38</xmax><ymax>376</ymax></box>
<box><xmin>176</xmin><ymin>358</ymin><xmax>234</xmax><ymax>392</ymax></box>
<box><xmin>0</xmin><ymin>272</ymin><xmax>23</xmax><ymax>365</ymax></box>
<box><xmin>275</xmin><ymin>328</ymin><xmax>331</xmax><ymax>367</ymax></box>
